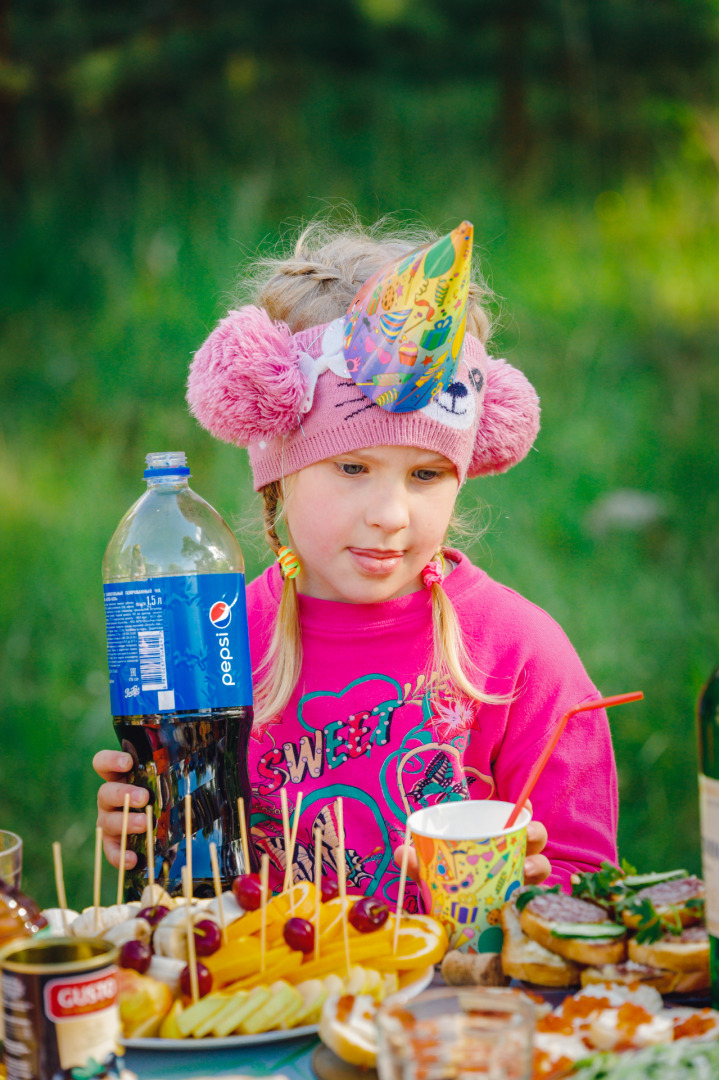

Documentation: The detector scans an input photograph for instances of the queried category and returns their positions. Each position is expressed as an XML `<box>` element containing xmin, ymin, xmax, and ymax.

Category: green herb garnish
<box><xmin>571</xmin><ymin>861</ymin><xmax>627</xmax><ymax>905</ymax></box>
<box><xmin>626</xmin><ymin>897</ymin><xmax>687</xmax><ymax>943</ymax></box>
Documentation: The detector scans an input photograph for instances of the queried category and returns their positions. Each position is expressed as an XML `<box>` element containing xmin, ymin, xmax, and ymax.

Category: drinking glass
<box><xmin>376</xmin><ymin>987</ymin><xmax>535</xmax><ymax>1080</ymax></box>
<box><xmin>0</xmin><ymin>830</ymin><xmax>22</xmax><ymax>889</ymax></box>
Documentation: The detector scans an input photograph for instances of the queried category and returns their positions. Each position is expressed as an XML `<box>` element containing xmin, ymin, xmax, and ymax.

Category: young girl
<box><xmin>94</xmin><ymin>218</ymin><xmax>618</xmax><ymax>911</ymax></box>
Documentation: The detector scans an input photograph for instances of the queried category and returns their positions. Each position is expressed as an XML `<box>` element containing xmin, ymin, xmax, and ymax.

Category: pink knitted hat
<box><xmin>187</xmin><ymin>307</ymin><xmax>540</xmax><ymax>490</ymax></box>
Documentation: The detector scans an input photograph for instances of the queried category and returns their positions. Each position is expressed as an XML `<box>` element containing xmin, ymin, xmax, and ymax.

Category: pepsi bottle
<box><xmin>102</xmin><ymin>451</ymin><xmax>256</xmax><ymax>898</ymax></box>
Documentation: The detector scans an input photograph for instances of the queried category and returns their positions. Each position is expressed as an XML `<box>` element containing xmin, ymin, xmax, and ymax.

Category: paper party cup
<box><xmin>408</xmin><ymin>800</ymin><xmax>530</xmax><ymax>955</ymax></box>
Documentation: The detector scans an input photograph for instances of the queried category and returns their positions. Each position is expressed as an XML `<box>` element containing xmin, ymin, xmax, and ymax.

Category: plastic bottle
<box><xmin>102</xmin><ymin>451</ymin><xmax>255</xmax><ymax>898</ymax></box>
<box><xmin>698</xmin><ymin>664</ymin><xmax>719</xmax><ymax>1006</ymax></box>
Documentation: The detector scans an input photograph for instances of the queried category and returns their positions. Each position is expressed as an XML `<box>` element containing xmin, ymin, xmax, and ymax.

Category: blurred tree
<box><xmin>1</xmin><ymin>0</ymin><xmax>717</xmax><ymax>194</ymax></box>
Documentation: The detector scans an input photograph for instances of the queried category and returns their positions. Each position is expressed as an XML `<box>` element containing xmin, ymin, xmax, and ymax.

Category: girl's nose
<box><xmin>366</xmin><ymin>482</ymin><xmax>410</xmax><ymax>533</ymax></box>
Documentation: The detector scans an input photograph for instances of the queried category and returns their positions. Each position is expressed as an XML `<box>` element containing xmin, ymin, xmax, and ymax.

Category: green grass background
<box><xmin>2</xmin><ymin>80</ymin><xmax>719</xmax><ymax>910</ymax></box>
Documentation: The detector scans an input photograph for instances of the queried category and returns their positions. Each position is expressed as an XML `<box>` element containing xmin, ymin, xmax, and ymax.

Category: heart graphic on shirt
<box><xmin>297</xmin><ymin>673</ymin><xmax>405</xmax><ymax>765</ymax></box>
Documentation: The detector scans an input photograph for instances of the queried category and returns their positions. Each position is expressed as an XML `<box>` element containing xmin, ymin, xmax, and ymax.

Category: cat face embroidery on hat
<box><xmin>343</xmin><ymin>221</ymin><xmax>473</xmax><ymax>414</ymax></box>
<box><xmin>422</xmin><ymin>362</ymin><xmax>484</xmax><ymax>431</ymax></box>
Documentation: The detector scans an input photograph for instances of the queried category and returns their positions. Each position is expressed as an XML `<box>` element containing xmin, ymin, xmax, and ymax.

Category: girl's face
<box><xmin>284</xmin><ymin>446</ymin><xmax>460</xmax><ymax>604</ymax></box>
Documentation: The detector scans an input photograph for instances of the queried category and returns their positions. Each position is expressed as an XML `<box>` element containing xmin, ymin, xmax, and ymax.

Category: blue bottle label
<box><xmin>104</xmin><ymin>573</ymin><xmax>253</xmax><ymax>715</ymax></box>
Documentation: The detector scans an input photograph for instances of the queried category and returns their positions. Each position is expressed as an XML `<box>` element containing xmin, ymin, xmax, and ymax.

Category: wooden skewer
<box><xmin>286</xmin><ymin>791</ymin><xmax>303</xmax><ymax>912</ymax></box>
<box><xmin>209</xmin><ymin>842</ymin><xmax>228</xmax><ymax>945</ymax></box>
<box><xmin>182</xmin><ymin>866</ymin><xmax>199</xmax><ymax>1004</ymax></box>
<box><xmin>184</xmin><ymin>792</ymin><xmax>193</xmax><ymax>891</ymax></box>
<box><xmin>313</xmin><ymin>826</ymin><xmax>322</xmax><ymax>963</ymax></box>
<box><xmin>393</xmin><ymin>820</ymin><xmax>412</xmax><ymax>954</ymax></box>
<box><xmin>335</xmin><ymin>797</ymin><xmax>351</xmax><ymax>978</ymax></box>
<box><xmin>280</xmin><ymin>788</ymin><xmax>291</xmax><ymax>892</ymax></box>
<box><xmin>238</xmin><ymin>797</ymin><xmax>251</xmax><ymax>874</ymax></box>
<box><xmin>52</xmin><ymin>841</ymin><xmax>68</xmax><ymax>935</ymax></box>
<box><xmin>145</xmin><ymin>805</ymin><xmax>155</xmax><ymax>893</ymax></box>
<box><xmin>117</xmin><ymin>793</ymin><xmax>130</xmax><ymax>905</ymax></box>
<box><xmin>93</xmin><ymin>826</ymin><xmax>103</xmax><ymax>934</ymax></box>
<box><xmin>260</xmin><ymin>854</ymin><xmax>269</xmax><ymax>975</ymax></box>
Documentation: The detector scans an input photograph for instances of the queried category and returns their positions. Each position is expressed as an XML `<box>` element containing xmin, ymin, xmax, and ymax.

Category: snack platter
<box><xmin>122</xmin><ymin>966</ymin><xmax>434</xmax><ymax>1051</ymax></box>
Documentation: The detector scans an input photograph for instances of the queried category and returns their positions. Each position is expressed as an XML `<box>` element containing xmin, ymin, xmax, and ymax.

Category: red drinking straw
<box><xmin>503</xmin><ymin>691</ymin><xmax>644</xmax><ymax>830</ymax></box>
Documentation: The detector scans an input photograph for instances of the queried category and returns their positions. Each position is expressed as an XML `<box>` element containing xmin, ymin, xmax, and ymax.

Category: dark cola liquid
<box><xmin>114</xmin><ymin>705</ymin><xmax>256</xmax><ymax>899</ymax></box>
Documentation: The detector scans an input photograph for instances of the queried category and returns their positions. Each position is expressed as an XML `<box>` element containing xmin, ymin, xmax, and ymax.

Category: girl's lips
<box><xmin>348</xmin><ymin>548</ymin><xmax>405</xmax><ymax>575</ymax></box>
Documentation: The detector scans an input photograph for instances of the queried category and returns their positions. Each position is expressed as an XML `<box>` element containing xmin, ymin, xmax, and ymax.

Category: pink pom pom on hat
<box><xmin>187</xmin><ymin>225</ymin><xmax>540</xmax><ymax>490</ymax></box>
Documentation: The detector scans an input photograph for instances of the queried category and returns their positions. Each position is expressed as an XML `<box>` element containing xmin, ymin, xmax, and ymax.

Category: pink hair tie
<box><xmin>422</xmin><ymin>560</ymin><xmax>444</xmax><ymax>589</ymax></box>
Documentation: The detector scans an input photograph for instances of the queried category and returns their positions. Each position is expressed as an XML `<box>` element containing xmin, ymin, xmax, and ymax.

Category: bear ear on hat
<box><xmin>187</xmin><ymin>305</ymin><xmax>307</xmax><ymax>447</ymax></box>
<box><xmin>467</xmin><ymin>357</ymin><xmax>540</xmax><ymax>477</ymax></box>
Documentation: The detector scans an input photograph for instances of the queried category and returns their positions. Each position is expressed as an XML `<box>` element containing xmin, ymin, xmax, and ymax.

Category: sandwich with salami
<box><xmin>517</xmin><ymin>886</ymin><xmax>628</xmax><ymax>966</ymax></box>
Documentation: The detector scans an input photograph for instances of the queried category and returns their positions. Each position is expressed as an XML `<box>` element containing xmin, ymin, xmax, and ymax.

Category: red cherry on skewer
<box><xmin>349</xmin><ymin>896</ymin><xmax>389</xmax><ymax>933</ymax></box>
<box><xmin>138</xmin><ymin>904</ymin><xmax>170</xmax><ymax>928</ymax></box>
<box><xmin>320</xmin><ymin>878</ymin><xmax>339</xmax><ymax>903</ymax></box>
<box><xmin>284</xmin><ymin>917</ymin><xmax>315</xmax><ymax>953</ymax></box>
<box><xmin>119</xmin><ymin>939</ymin><xmax>152</xmax><ymax>974</ymax></box>
<box><xmin>193</xmin><ymin>918</ymin><xmax>222</xmax><ymax>956</ymax></box>
<box><xmin>180</xmin><ymin>961</ymin><xmax>212</xmax><ymax>999</ymax></box>
<box><xmin>232</xmin><ymin>873</ymin><xmax>262</xmax><ymax>910</ymax></box>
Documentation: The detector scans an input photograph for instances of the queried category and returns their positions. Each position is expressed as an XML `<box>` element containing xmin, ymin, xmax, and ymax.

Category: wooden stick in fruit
<box><xmin>238</xmin><ymin>796</ymin><xmax>251</xmax><ymax>873</ymax></box>
<box><xmin>286</xmin><ymin>790</ymin><xmax>303</xmax><ymax>910</ymax></box>
<box><xmin>314</xmin><ymin>825</ymin><xmax>322</xmax><ymax>962</ymax></box>
<box><xmin>182</xmin><ymin>865</ymin><xmax>199</xmax><ymax>1004</ymax></box>
<box><xmin>503</xmin><ymin>690</ymin><xmax>644</xmax><ymax>829</ymax></box>
<box><xmin>93</xmin><ymin>826</ymin><xmax>102</xmax><ymax>934</ymax></box>
<box><xmin>209</xmin><ymin>841</ymin><xmax>228</xmax><ymax>945</ymax></box>
<box><xmin>117</xmin><ymin>792</ymin><xmax>130</xmax><ymax>905</ymax></box>
<box><xmin>393</xmin><ymin>820</ymin><xmax>412</xmax><ymax>955</ymax></box>
<box><xmin>184</xmin><ymin>791</ymin><xmax>193</xmax><ymax>889</ymax></box>
<box><xmin>145</xmin><ymin>805</ymin><xmax>155</xmax><ymax>892</ymax></box>
<box><xmin>335</xmin><ymin>797</ymin><xmax>351</xmax><ymax>978</ymax></box>
<box><xmin>259</xmin><ymin>853</ymin><xmax>269</xmax><ymax>975</ymax></box>
<box><xmin>52</xmin><ymin>841</ymin><xmax>68</xmax><ymax>934</ymax></box>
<box><xmin>280</xmin><ymin>787</ymin><xmax>291</xmax><ymax>891</ymax></box>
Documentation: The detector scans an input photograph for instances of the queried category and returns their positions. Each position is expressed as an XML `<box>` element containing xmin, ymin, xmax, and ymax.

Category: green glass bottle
<box><xmin>698</xmin><ymin>665</ymin><xmax>719</xmax><ymax>1007</ymax></box>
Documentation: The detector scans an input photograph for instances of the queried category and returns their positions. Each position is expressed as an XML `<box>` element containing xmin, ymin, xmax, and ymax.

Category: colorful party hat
<box><xmin>343</xmin><ymin>221</ymin><xmax>473</xmax><ymax>413</ymax></box>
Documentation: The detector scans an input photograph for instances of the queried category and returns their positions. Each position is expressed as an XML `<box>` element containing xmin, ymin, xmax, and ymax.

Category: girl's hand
<box><xmin>93</xmin><ymin>750</ymin><xmax>149</xmax><ymax>870</ymax></box>
<box><xmin>392</xmin><ymin>801</ymin><xmax>551</xmax><ymax>887</ymax></box>
<box><xmin>524</xmin><ymin>815</ymin><xmax>550</xmax><ymax>885</ymax></box>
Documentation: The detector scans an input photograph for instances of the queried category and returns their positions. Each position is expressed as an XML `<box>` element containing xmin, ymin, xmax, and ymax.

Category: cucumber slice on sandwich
<box><xmin>622</xmin><ymin>868</ymin><xmax>688</xmax><ymax>890</ymax></box>
<box><xmin>550</xmin><ymin>922</ymin><xmax>626</xmax><ymax>939</ymax></box>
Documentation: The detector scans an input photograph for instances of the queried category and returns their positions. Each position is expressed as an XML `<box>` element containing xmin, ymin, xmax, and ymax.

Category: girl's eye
<box><xmin>337</xmin><ymin>463</ymin><xmax>365</xmax><ymax>476</ymax></box>
<box><xmin>414</xmin><ymin>469</ymin><xmax>441</xmax><ymax>482</ymax></box>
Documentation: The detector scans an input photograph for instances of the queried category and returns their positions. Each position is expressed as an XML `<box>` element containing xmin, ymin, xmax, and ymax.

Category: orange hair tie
<box><xmin>277</xmin><ymin>545</ymin><xmax>301</xmax><ymax>580</ymax></box>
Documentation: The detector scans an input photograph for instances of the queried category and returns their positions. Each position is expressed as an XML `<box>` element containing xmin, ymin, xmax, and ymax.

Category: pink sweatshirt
<box><xmin>245</xmin><ymin>550</ymin><xmax>618</xmax><ymax>905</ymax></box>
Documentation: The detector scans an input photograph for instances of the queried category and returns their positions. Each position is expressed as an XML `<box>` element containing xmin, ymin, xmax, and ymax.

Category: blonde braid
<box><xmin>253</xmin><ymin>483</ymin><xmax>303</xmax><ymax>726</ymax></box>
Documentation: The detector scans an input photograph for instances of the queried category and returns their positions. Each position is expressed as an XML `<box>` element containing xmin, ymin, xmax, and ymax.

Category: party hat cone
<box><xmin>343</xmin><ymin>221</ymin><xmax>473</xmax><ymax>413</ymax></box>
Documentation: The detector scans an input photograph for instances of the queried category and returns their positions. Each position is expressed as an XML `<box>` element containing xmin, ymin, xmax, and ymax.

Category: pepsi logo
<box><xmin>209</xmin><ymin>601</ymin><xmax>232</xmax><ymax>629</ymax></box>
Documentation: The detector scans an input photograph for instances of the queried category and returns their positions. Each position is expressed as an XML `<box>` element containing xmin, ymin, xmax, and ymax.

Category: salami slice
<box><xmin>671</xmin><ymin>924</ymin><xmax>708</xmax><ymax>944</ymax></box>
<box><xmin>632</xmin><ymin>876</ymin><xmax>704</xmax><ymax>907</ymax></box>
<box><xmin>528</xmin><ymin>892</ymin><xmax>611</xmax><ymax>924</ymax></box>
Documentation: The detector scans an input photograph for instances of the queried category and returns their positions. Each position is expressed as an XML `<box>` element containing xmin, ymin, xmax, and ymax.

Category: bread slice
<box><xmin>520</xmin><ymin>892</ymin><xmax>627</xmax><ymax>966</ymax></box>
<box><xmin>501</xmin><ymin>899</ymin><xmax>581</xmax><ymax>987</ymax></box>
<box><xmin>580</xmin><ymin>960</ymin><xmax>685</xmax><ymax>994</ymax></box>
<box><xmin>627</xmin><ymin>925</ymin><xmax>709</xmax><ymax>973</ymax></box>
